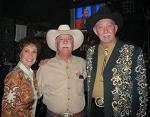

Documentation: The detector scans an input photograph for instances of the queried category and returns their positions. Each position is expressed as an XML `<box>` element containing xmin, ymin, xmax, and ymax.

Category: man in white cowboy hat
<box><xmin>85</xmin><ymin>4</ymin><xmax>148</xmax><ymax>117</ymax></box>
<box><xmin>36</xmin><ymin>24</ymin><xmax>87</xmax><ymax>117</ymax></box>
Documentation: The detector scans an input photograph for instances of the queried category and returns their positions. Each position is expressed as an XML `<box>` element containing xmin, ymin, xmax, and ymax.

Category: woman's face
<box><xmin>19</xmin><ymin>43</ymin><xmax>37</xmax><ymax>69</ymax></box>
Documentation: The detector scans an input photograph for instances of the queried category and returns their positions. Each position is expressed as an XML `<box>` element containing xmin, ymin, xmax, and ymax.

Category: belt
<box><xmin>91</xmin><ymin>98</ymin><xmax>104</xmax><ymax>116</ymax></box>
<box><xmin>47</xmin><ymin>109</ymin><xmax>83</xmax><ymax>117</ymax></box>
<box><xmin>92</xmin><ymin>97</ymin><xmax>104</xmax><ymax>108</ymax></box>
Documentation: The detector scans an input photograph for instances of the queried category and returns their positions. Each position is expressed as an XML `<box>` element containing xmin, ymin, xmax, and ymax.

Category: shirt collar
<box><xmin>17</xmin><ymin>61</ymin><xmax>33</xmax><ymax>77</ymax></box>
<box><xmin>55</xmin><ymin>54</ymin><xmax>73</xmax><ymax>64</ymax></box>
<box><xmin>100</xmin><ymin>38</ymin><xmax>117</xmax><ymax>54</ymax></box>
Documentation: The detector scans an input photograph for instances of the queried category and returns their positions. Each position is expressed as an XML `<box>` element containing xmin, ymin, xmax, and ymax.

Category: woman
<box><xmin>1</xmin><ymin>37</ymin><xmax>41</xmax><ymax>117</ymax></box>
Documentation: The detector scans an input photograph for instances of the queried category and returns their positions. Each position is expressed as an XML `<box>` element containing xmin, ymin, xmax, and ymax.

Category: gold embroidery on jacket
<box><xmin>86</xmin><ymin>46</ymin><xmax>95</xmax><ymax>93</ymax></box>
<box><xmin>111</xmin><ymin>44</ymin><xmax>134</xmax><ymax>116</ymax></box>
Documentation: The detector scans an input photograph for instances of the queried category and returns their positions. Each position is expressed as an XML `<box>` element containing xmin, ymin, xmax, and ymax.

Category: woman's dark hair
<box><xmin>18</xmin><ymin>36</ymin><xmax>41</xmax><ymax>56</ymax></box>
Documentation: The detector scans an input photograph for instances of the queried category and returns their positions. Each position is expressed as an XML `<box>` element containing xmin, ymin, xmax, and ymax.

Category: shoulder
<box><xmin>87</xmin><ymin>44</ymin><xmax>98</xmax><ymax>51</ymax></box>
<box><xmin>4</xmin><ymin>68</ymin><xmax>22</xmax><ymax>84</ymax></box>
<box><xmin>37</xmin><ymin>57</ymin><xmax>56</xmax><ymax>72</ymax></box>
<box><xmin>120</xmin><ymin>40</ymin><xmax>140</xmax><ymax>48</ymax></box>
<box><xmin>86</xmin><ymin>44</ymin><xmax>99</xmax><ymax>59</ymax></box>
<box><xmin>119</xmin><ymin>40</ymin><xmax>142</xmax><ymax>52</ymax></box>
<box><xmin>39</xmin><ymin>57</ymin><xmax>55</xmax><ymax>67</ymax></box>
<box><xmin>72</xmin><ymin>56</ymin><xmax>86</xmax><ymax>63</ymax></box>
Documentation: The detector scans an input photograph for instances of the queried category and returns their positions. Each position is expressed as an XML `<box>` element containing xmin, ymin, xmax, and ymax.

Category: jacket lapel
<box><xmin>103</xmin><ymin>40</ymin><xmax>123</xmax><ymax>116</ymax></box>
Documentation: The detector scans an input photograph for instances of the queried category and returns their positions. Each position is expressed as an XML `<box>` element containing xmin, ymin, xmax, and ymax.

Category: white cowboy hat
<box><xmin>46</xmin><ymin>24</ymin><xmax>84</xmax><ymax>51</ymax></box>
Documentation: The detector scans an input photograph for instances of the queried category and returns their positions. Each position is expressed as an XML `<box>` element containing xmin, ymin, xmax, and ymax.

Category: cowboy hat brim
<box><xmin>86</xmin><ymin>6</ymin><xmax>123</xmax><ymax>33</ymax></box>
<box><xmin>46</xmin><ymin>29</ymin><xmax>84</xmax><ymax>51</ymax></box>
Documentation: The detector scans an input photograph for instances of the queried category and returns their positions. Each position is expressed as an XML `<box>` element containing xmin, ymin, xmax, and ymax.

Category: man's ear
<box><xmin>72</xmin><ymin>38</ymin><xmax>74</xmax><ymax>50</ymax></box>
<box><xmin>93</xmin><ymin>26</ymin><xmax>98</xmax><ymax>36</ymax></box>
<box><xmin>115</xmin><ymin>25</ymin><xmax>118</xmax><ymax>33</ymax></box>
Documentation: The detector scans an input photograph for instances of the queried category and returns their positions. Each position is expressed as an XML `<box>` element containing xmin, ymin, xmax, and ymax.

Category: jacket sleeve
<box><xmin>132</xmin><ymin>48</ymin><xmax>148</xmax><ymax>117</ymax></box>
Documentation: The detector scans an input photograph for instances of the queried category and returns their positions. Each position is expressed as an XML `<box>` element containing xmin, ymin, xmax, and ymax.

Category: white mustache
<box><xmin>103</xmin><ymin>33</ymin><xmax>111</xmax><ymax>38</ymax></box>
<box><xmin>60</xmin><ymin>44</ymin><xmax>72</xmax><ymax>48</ymax></box>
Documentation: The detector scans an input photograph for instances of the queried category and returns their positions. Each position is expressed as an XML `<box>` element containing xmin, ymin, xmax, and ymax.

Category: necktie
<box><xmin>101</xmin><ymin>49</ymin><xmax>108</xmax><ymax>76</ymax></box>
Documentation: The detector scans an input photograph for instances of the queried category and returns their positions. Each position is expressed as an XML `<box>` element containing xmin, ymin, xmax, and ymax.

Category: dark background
<box><xmin>0</xmin><ymin>0</ymin><xmax>149</xmax><ymax>61</ymax></box>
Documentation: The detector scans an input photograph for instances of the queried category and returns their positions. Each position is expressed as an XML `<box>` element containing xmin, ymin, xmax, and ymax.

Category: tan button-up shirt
<box><xmin>36</xmin><ymin>55</ymin><xmax>87</xmax><ymax>114</ymax></box>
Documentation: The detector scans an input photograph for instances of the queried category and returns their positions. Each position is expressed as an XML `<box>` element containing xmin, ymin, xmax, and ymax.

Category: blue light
<box><xmin>85</xmin><ymin>6</ymin><xmax>92</xmax><ymax>16</ymax></box>
<box><xmin>75</xmin><ymin>7</ymin><xmax>82</xmax><ymax>19</ymax></box>
<box><xmin>75</xmin><ymin>4</ymin><xmax>101</xmax><ymax>19</ymax></box>
<box><xmin>95</xmin><ymin>4</ymin><xmax>100</xmax><ymax>12</ymax></box>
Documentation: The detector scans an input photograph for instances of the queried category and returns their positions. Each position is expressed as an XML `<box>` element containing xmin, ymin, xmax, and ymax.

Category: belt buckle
<box><xmin>60</xmin><ymin>112</ymin><xmax>73</xmax><ymax>117</ymax></box>
<box><xmin>95</xmin><ymin>97</ymin><xmax>104</xmax><ymax>107</ymax></box>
